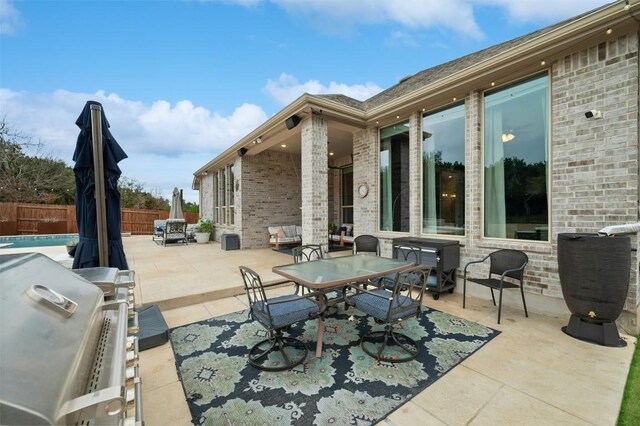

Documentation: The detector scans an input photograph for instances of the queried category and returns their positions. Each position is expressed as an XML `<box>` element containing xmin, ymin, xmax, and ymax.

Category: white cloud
<box><xmin>272</xmin><ymin>0</ymin><xmax>483</xmax><ymax>38</ymax></box>
<box><xmin>0</xmin><ymin>88</ymin><xmax>268</xmax><ymax>202</ymax></box>
<box><xmin>224</xmin><ymin>0</ymin><xmax>611</xmax><ymax>39</ymax></box>
<box><xmin>263</xmin><ymin>73</ymin><xmax>383</xmax><ymax>106</ymax></box>
<box><xmin>470</xmin><ymin>0</ymin><xmax>611</xmax><ymax>23</ymax></box>
<box><xmin>0</xmin><ymin>0</ymin><xmax>21</xmax><ymax>35</ymax></box>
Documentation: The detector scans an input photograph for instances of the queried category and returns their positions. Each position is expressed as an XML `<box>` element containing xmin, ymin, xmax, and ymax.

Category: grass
<box><xmin>618</xmin><ymin>334</ymin><xmax>640</xmax><ymax>426</ymax></box>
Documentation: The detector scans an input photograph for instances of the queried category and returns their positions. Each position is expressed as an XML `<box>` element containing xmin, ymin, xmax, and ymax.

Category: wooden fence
<box><xmin>0</xmin><ymin>202</ymin><xmax>198</xmax><ymax>236</ymax></box>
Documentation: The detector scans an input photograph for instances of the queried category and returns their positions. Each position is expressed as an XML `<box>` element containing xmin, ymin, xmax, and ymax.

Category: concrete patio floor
<box><xmin>7</xmin><ymin>235</ymin><xmax>636</xmax><ymax>425</ymax></box>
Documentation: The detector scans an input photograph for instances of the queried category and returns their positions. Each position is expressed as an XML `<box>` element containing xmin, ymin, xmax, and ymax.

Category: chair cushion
<box><xmin>254</xmin><ymin>295</ymin><xmax>319</xmax><ymax>328</ymax></box>
<box><xmin>282</xmin><ymin>225</ymin><xmax>298</xmax><ymax>238</ymax></box>
<box><xmin>351</xmin><ymin>289</ymin><xmax>420</xmax><ymax>322</ymax></box>
<box><xmin>268</xmin><ymin>226</ymin><xmax>281</xmax><ymax>236</ymax></box>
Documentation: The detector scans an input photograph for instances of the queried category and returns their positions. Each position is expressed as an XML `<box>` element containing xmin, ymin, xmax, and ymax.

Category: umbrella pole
<box><xmin>90</xmin><ymin>105</ymin><xmax>109</xmax><ymax>267</ymax></box>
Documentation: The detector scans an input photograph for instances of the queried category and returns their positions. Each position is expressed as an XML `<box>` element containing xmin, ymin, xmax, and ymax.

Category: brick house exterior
<box><xmin>194</xmin><ymin>1</ymin><xmax>640</xmax><ymax>333</ymax></box>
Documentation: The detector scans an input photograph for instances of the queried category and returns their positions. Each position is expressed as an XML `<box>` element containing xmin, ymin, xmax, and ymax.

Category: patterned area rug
<box><xmin>170</xmin><ymin>304</ymin><xmax>499</xmax><ymax>425</ymax></box>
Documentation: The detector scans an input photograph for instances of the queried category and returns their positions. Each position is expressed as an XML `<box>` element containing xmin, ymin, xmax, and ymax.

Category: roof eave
<box><xmin>365</xmin><ymin>0</ymin><xmax>639</xmax><ymax>122</ymax></box>
<box><xmin>192</xmin><ymin>94</ymin><xmax>366</xmax><ymax>182</ymax></box>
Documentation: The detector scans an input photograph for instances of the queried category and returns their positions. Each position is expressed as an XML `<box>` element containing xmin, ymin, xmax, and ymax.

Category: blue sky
<box><xmin>0</xmin><ymin>0</ymin><xmax>610</xmax><ymax>202</ymax></box>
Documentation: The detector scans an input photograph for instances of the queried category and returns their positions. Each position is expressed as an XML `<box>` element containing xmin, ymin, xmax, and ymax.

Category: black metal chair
<box><xmin>291</xmin><ymin>244</ymin><xmax>324</xmax><ymax>295</ymax></box>
<box><xmin>377</xmin><ymin>243</ymin><xmax>423</xmax><ymax>290</ymax></box>
<box><xmin>346</xmin><ymin>266</ymin><xmax>430</xmax><ymax>363</ymax></box>
<box><xmin>239</xmin><ymin>266</ymin><xmax>320</xmax><ymax>371</ymax></box>
<box><xmin>353</xmin><ymin>234</ymin><xmax>380</xmax><ymax>256</ymax></box>
<box><xmin>292</xmin><ymin>244</ymin><xmax>324</xmax><ymax>263</ymax></box>
<box><xmin>463</xmin><ymin>249</ymin><xmax>529</xmax><ymax>324</ymax></box>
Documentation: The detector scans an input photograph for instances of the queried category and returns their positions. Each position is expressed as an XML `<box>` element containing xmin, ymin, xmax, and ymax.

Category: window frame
<box><xmin>420</xmin><ymin>101</ymin><xmax>466</xmax><ymax>237</ymax></box>
<box><xmin>378</xmin><ymin>119</ymin><xmax>411</xmax><ymax>233</ymax></box>
<box><xmin>481</xmin><ymin>71</ymin><xmax>551</xmax><ymax>242</ymax></box>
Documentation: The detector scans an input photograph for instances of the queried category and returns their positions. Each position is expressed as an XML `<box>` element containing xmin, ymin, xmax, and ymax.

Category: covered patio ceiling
<box><xmin>245</xmin><ymin>119</ymin><xmax>357</xmax><ymax>160</ymax></box>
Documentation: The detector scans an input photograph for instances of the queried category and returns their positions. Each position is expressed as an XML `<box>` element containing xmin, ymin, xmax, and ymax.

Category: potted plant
<box><xmin>328</xmin><ymin>222</ymin><xmax>337</xmax><ymax>235</ymax></box>
<box><xmin>194</xmin><ymin>218</ymin><xmax>212</xmax><ymax>244</ymax></box>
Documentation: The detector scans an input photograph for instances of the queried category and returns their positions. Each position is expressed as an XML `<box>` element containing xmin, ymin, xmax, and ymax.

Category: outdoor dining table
<box><xmin>272</xmin><ymin>254</ymin><xmax>414</xmax><ymax>357</ymax></box>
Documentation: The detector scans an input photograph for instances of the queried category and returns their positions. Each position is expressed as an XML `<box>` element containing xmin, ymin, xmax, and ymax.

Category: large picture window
<box><xmin>483</xmin><ymin>73</ymin><xmax>549</xmax><ymax>241</ymax></box>
<box><xmin>380</xmin><ymin>121</ymin><xmax>410</xmax><ymax>232</ymax></box>
<box><xmin>422</xmin><ymin>103</ymin><xmax>465</xmax><ymax>235</ymax></box>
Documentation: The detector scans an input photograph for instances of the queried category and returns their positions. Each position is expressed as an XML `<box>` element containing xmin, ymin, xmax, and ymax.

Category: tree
<box><xmin>119</xmin><ymin>177</ymin><xmax>169</xmax><ymax>210</ymax></box>
<box><xmin>0</xmin><ymin>120</ymin><xmax>75</xmax><ymax>204</ymax></box>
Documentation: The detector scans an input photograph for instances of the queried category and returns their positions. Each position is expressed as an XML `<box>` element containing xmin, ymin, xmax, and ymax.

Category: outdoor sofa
<box><xmin>329</xmin><ymin>223</ymin><xmax>354</xmax><ymax>247</ymax></box>
<box><xmin>268</xmin><ymin>225</ymin><xmax>302</xmax><ymax>249</ymax></box>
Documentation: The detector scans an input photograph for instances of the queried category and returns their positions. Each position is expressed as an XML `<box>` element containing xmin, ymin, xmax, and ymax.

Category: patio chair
<box><xmin>346</xmin><ymin>265</ymin><xmax>430</xmax><ymax>363</ymax></box>
<box><xmin>161</xmin><ymin>219</ymin><xmax>188</xmax><ymax>246</ymax></box>
<box><xmin>292</xmin><ymin>244</ymin><xmax>324</xmax><ymax>263</ymax></box>
<box><xmin>152</xmin><ymin>219</ymin><xmax>166</xmax><ymax>242</ymax></box>
<box><xmin>463</xmin><ymin>249</ymin><xmax>529</xmax><ymax>324</ymax></box>
<box><xmin>353</xmin><ymin>234</ymin><xmax>380</xmax><ymax>256</ymax></box>
<box><xmin>376</xmin><ymin>243</ymin><xmax>424</xmax><ymax>290</ymax></box>
<box><xmin>291</xmin><ymin>244</ymin><xmax>324</xmax><ymax>295</ymax></box>
<box><xmin>239</xmin><ymin>266</ymin><xmax>320</xmax><ymax>371</ymax></box>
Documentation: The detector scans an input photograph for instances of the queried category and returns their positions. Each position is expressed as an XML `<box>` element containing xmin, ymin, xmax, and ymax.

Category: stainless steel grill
<box><xmin>0</xmin><ymin>253</ymin><xmax>143</xmax><ymax>425</ymax></box>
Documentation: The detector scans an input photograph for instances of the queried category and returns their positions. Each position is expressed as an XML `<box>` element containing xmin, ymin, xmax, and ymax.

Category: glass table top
<box><xmin>272</xmin><ymin>254</ymin><xmax>413</xmax><ymax>289</ymax></box>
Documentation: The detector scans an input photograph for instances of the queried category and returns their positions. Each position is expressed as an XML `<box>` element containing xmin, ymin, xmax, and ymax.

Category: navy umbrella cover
<box><xmin>71</xmin><ymin>100</ymin><xmax>129</xmax><ymax>270</ymax></box>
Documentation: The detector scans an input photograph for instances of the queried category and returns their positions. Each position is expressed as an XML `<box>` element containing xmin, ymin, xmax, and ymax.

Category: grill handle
<box><xmin>58</xmin><ymin>301</ymin><xmax>129</xmax><ymax>422</ymax></box>
<box><xmin>58</xmin><ymin>385</ymin><xmax>125</xmax><ymax>421</ymax></box>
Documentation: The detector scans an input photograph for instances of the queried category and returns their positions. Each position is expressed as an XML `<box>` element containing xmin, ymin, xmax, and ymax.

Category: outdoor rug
<box><xmin>169</xmin><ymin>304</ymin><xmax>499</xmax><ymax>425</ymax></box>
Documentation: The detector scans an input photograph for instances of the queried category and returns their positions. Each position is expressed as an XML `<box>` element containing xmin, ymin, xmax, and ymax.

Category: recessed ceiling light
<box><xmin>376</xmin><ymin>120</ymin><xmax>379</xmax><ymax>124</ymax></box>
<box><xmin>491</xmin><ymin>82</ymin><xmax>495</xmax><ymax>87</ymax></box>
<box><xmin>422</xmin><ymin>108</ymin><xmax>426</xmax><ymax>112</ymax></box>
<box><xmin>541</xmin><ymin>60</ymin><xmax>546</xmax><ymax>66</ymax></box>
<box><xmin>606</xmin><ymin>28</ymin><xmax>613</xmax><ymax>35</ymax></box>
<box><xmin>281</xmin><ymin>144</ymin><xmax>287</xmax><ymax>148</ymax></box>
<box><xmin>329</xmin><ymin>151</ymin><xmax>334</xmax><ymax>156</ymax></box>
<box><xmin>396</xmin><ymin>115</ymin><xmax>400</xmax><ymax>119</ymax></box>
<box><xmin>453</xmin><ymin>97</ymin><xmax>457</xmax><ymax>101</ymax></box>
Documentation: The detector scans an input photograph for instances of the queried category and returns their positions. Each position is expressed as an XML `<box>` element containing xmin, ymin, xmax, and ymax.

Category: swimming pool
<box><xmin>0</xmin><ymin>234</ymin><xmax>79</xmax><ymax>249</ymax></box>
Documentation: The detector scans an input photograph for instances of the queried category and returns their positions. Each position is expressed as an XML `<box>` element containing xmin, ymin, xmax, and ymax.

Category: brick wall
<box><xmin>552</xmin><ymin>33</ymin><xmax>639</xmax><ymax>319</ymax></box>
<box><xmin>239</xmin><ymin>150</ymin><xmax>302</xmax><ymax>248</ymax></box>
<box><xmin>350</xmin><ymin>33</ymin><xmax>638</xmax><ymax>331</ymax></box>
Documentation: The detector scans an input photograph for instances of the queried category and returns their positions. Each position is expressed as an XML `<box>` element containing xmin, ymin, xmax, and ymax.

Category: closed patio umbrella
<box><xmin>169</xmin><ymin>187</ymin><xmax>184</xmax><ymax>219</ymax></box>
<box><xmin>71</xmin><ymin>100</ymin><xmax>129</xmax><ymax>270</ymax></box>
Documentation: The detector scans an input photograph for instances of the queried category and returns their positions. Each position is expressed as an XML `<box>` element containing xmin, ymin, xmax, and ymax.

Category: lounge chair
<box><xmin>161</xmin><ymin>219</ymin><xmax>188</xmax><ymax>246</ymax></box>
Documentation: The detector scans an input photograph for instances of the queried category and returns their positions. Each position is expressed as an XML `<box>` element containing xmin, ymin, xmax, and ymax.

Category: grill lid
<box><xmin>0</xmin><ymin>253</ymin><xmax>106</xmax><ymax>425</ymax></box>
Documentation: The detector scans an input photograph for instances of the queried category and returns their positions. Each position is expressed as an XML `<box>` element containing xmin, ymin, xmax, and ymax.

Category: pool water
<box><xmin>0</xmin><ymin>234</ymin><xmax>79</xmax><ymax>249</ymax></box>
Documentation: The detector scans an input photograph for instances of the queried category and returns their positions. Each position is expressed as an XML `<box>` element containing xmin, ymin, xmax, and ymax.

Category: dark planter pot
<box><xmin>557</xmin><ymin>233</ymin><xmax>630</xmax><ymax>347</ymax></box>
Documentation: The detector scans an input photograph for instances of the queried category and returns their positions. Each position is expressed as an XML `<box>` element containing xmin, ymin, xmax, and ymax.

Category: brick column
<box><xmin>301</xmin><ymin>114</ymin><xmax>328</xmax><ymax>246</ymax></box>
<box><xmin>409</xmin><ymin>111</ymin><xmax>421</xmax><ymax>235</ymax></box>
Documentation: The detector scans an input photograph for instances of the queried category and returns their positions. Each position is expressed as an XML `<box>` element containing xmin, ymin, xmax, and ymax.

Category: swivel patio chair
<box><xmin>346</xmin><ymin>265</ymin><xmax>430</xmax><ymax>363</ymax></box>
<box><xmin>239</xmin><ymin>266</ymin><xmax>320</xmax><ymax>371</ymax></box>
<box><xmin>353</xmin><ymin>234</ymin><xmax>380</xmax><ymax>256</ymax></box>
<box><xmin>291</xmin><ymin>244</ymin><xmax>324</xmax><ymax>295</ymax></box>
<box><xmin>463</xmin><ymin>249</ymin><xmax>529</xmax><ymax>324</ymax></box>
<box><xmin>292</xmin><ymin>244</ymin><xmax>324</xmax><ymax>263</ymax></box>
<box><xmin>376</xmin><ymin>243</ymin><xmax>424</xmax><ymax>290</ymax></box>
<box><xmin>161</xmin><ymin>219</ymin><xmax>188</xmax><ymax>246</ymax></box>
